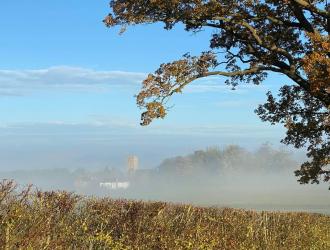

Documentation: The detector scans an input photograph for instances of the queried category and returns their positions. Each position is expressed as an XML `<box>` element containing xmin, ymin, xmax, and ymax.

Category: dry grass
<box><xmin>0</xmin><ymin>180</ymin><xmax>329</xmax><ymax>249</ymax></box>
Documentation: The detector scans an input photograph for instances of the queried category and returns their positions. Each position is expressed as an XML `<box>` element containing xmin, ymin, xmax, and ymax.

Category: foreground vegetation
<box><xmin>0</xmin><ymin>180</ymin><xmax>329</xmax><ymax>249</ymax></box>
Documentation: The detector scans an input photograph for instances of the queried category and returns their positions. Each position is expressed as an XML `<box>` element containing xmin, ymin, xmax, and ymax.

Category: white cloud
<box><xmin>145</xmin><ymin>123</ymin><xmax>284</xmax><ymax>138</ymax></box>
<box><xmin>0</xmin><ymin>66</ymin><xmax>282</xmax><ymax>96</ymax></box>
<box><xmin>183</xmin><ymin>76</ymin><xmax>271</xmax><ymax>94</ymax></box>
<box><xmin>214</xmin><ymin>100</ymin><xmax>263</xmax><ymax>108</ymax></box>
<box><xmin>183</xmin><ymin>77</ymin><xmax>232</xmax><ymax>93</ymax></box>
<box><xmin>0</xmin><ymin>66</ymin><xmax>147</xmax><ymax>95</ymax></box>
<box><xmin>0</xmin><ymin>120</ymin><xmax>283</xmax><ymax>138</ymax></box>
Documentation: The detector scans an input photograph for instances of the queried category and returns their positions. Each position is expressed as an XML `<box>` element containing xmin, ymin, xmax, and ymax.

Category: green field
<box><xmin>0</xmin><ymin>180</ymin><xmax>329</xmax><ymax>249</ymax></box>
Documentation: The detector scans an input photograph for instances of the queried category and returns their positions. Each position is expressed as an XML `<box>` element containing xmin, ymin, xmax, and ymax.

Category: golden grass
<box><xmin>0</xmin><ymin>180</ymin><xmax>329</xmax><ymax>249</ymax></box>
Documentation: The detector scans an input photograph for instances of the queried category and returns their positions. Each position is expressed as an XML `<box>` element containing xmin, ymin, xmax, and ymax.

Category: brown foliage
<box><xmin>104</xmin><ymin>0</ymin><xmax>330</xmax><ymax>187</ymax></box>
<box><xmin>302</xmin><ymin>32</ymin><xmax>330</xmax><ymax>95</ymax></box>
<box><xmin>1</xmin><ymin>180</ymin><xmax>330</xmax><ymax>249</ymax></box>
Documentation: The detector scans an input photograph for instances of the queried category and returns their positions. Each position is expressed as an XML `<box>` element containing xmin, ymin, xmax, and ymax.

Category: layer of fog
<box><xmin>0</xmin><ymin>122</ymin><xmax>286</xmax><ymax>170</ymax></box>
<box><xmin>1</xmin><ymin>144</ymin><xmax>329</xmax><ymax>215</ymax></box>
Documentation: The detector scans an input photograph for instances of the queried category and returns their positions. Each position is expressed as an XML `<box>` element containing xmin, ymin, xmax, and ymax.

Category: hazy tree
<box><xmin>220</xmin><ymin>145</ymin><xmax>250</xmax><ymax>172</ymax></box>
<box><xmin>192</xmin><ymin>147</ymin><xmax>223</xmax><ymax>173</ymax></box>
<box><xmin>104</xmin><ymin>1</ymin><xmax>329</xmax><ymax>187</ymax></box>
<box><xmin>254</xmin><ymin>143</ymin><xmax>297</xmax><ymax>173</ymax></box>
<box><xmin>159</xmin><ymin>156</ymin><xmax>193</xmax><ymax>176</ymax></box>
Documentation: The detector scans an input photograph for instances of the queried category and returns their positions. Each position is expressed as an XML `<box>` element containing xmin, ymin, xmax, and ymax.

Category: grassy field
<box><xmin>0</xmin><ymin>180</ymin><xmax>329</xmax><ymax>249</ymax></box>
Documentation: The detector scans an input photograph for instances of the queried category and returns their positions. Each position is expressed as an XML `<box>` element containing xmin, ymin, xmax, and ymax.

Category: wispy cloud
<box><xmin>0</xmin><ymin>66</ymin><xmax>146</xmax><ymax>95</ymax></box>
<box><xmin>214</xmin><ymin>100</ymin><xmax>262</xmax><ymax>108</ymax></box>
<box><xmin>183</xmin><ymin>77</ymin><xmax>234</xmax><ymax>93</ymax></box>
<box><xmin>0</xmin><ymin>120</ymin><xmax>283</xmax><ymax>138</ymax></box>
<box><xmin>183</xmin><ymin>76</ymin><xmax>271</xmax><ymax>94</ymax></box>
<box><xmin>0</xmin><ymin>66</ymin><xmax>281</xmax><ymax>96</ymax></box>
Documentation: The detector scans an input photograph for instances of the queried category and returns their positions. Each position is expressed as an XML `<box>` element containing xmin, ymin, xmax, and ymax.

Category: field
<box><xmin>0</xmin><ymin>180</ymin><xmax>329</xmax><ymax>249</ymax></box>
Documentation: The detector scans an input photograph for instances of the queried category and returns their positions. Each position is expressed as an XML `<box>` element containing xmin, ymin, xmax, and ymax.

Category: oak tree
<box><xmin>104</xmin><ymin>1</ymin><xmax>330</xmax><ymax>187</ymax></box>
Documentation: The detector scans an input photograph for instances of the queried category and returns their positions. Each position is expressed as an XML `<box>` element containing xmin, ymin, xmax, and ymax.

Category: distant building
<box><xmin>127</xmin><ymin>155</ymin><xmax>139</xmax><ymax>173</ymax></box>
<box><xmin>99</xmin><ymin>181</ymin><xmax>130</xmax><ymax>190</ymax></box>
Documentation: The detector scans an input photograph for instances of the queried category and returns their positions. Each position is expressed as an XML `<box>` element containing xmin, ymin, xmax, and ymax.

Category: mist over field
<box><xmin>0</xmin><ymin>1</ymin><xmax>329</xmax><ymax>248</ymax></box>
<box><xmin>2</xmin><ymin>144</ymin><xmax>329</xmax><ymax>215</ymax></box>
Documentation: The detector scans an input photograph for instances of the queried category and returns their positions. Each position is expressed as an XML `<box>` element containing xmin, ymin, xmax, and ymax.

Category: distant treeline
<box><xmin>0</xmin><ymin>144</ymin><xmax>298</xmax><ymax>193</ymax></box>
<box><xmin>158</xmin><ymin>144</ymin><xmax>297</xmax><ymax>176</ymax></box>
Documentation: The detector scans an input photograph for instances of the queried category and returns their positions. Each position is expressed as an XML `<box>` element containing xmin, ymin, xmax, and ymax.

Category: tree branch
<box><xmin>211</xmin><ymin>17</ymin><xmax>296</xmax><ymax>65</ymax></box>
<box><xmin>292</xmin><ymin>0</ymin><xmax>330</xmax><ymax>18</ymax></box>
<box><xmin>169</xmin><ymin>66</ymin><xmax>276</xmax><ymax>95</ymax></box>
<box><xmin>291</xmin><ymin>3</ymin><xmax>315</xmax><ymax>32</ymax></box>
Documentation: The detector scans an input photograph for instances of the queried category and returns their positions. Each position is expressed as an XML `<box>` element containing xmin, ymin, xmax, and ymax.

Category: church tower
<box><xmin>127</xmin><ymin>155</ymin><xmax>139</xmax><ymax>174</ymax></box>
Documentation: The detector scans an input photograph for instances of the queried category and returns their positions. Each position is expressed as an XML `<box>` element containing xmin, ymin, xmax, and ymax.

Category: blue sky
<box><xmin>0</xmin><ymin>1</ymin><xmax>293</xmax><ymax>170</ymax></box>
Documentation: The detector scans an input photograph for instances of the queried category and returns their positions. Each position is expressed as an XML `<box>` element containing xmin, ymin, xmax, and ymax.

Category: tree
<box><xmin>104</xmin><ymin>1</ymin><xmax>330</xmax><ymax>187</ymax></box>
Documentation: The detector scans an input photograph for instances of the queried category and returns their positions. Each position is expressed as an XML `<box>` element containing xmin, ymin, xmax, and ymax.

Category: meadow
<box><xmin>0</xmin><ymin>180</ymin><xmax>329</xmax><ymax>249</ymax></box>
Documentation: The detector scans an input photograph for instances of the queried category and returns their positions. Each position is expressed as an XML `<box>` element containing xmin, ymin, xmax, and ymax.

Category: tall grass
<box><xmin>0</xmin><ymin>180</ymin><xmax>329</xmax><ymax>249</ymax></box>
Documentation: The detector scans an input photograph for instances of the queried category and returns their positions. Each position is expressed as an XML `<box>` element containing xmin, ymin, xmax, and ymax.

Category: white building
<box><xmin>99</xmin><ymin>181</ymin><xmax>130</xmax><ymax>190</ymax></box>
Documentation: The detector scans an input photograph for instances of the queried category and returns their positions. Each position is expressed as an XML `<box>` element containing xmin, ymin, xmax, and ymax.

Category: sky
<box><xmin>0</xmin><ymin>0</ymin><xmax>295</xmax><ymax>170</ymax></box>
